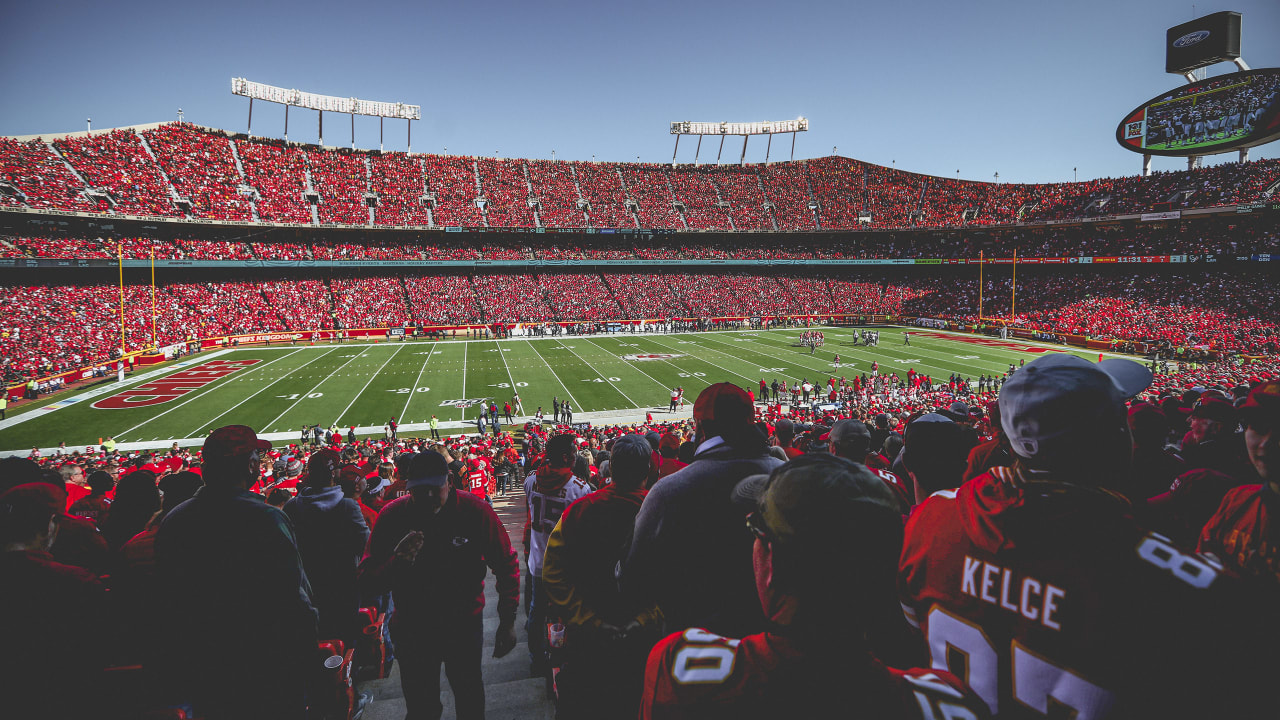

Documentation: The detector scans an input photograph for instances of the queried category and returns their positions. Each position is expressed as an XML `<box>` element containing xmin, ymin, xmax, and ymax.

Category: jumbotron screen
<box><xmin>1116</xmin><ymin>68</ymin><xmax>1280</xmax><ymax>157</ymax></box>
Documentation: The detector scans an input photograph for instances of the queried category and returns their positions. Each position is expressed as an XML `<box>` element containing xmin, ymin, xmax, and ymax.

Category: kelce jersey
<box><xmin>899</xmin><ymin>467</ymin><xmax>1252</xmax><ymax>720</ymax></box>
<box><xmin>641</xmin><ymin>627</ymin><xmax>990</xmax><ymax>720</ymax></box>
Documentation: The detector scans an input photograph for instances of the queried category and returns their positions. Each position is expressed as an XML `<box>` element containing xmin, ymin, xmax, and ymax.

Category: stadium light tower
<box><xmin>177</xmin><ymin>108</ymin><xmax>184</xmax><ymax>123</ymax></box>
<box><xmin>86</xmin><ymin>117</ymin><xmax>91</xmax><ymax>133</ymax></box>
<box><xmin>231</xmin><ymin>78</ymin><xmax>420</xmax><ymax>152</ymax></box>
<box><xmin>669</xmin><ymin>118</ymin><xmax>809</xmax><ymax>167</ymax></box>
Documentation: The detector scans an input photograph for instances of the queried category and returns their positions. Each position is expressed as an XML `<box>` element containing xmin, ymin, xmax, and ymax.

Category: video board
<box><xmin>1116</xmin><ymin>68</ymin><xmax>1280</xmax><ymax>157</ymax></box>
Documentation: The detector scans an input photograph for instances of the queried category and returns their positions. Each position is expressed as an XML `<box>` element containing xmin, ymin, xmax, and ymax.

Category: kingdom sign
<box><xmin>92</xmin><ymin>359</ymin><xmax>261</xmax><ymax>409</ymax></box>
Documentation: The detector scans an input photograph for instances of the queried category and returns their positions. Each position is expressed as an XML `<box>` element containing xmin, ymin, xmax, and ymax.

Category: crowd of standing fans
<box><xmin>4</xmin><ymin>353</ymin><xmax>1277</xmax><ymax>717</ymax></box>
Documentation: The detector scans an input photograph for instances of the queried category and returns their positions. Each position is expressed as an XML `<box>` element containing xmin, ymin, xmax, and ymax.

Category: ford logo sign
<box><xmin>1173</xmin><ymin>30</ymin><xmax>1210</xmax><ymax>48</ymax></box>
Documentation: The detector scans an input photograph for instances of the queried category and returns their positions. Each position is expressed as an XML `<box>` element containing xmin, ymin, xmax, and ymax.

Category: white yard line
<box><xmin>584</xmin><ymin>338</ymin><xmax>676</xmax><ymax>395</ymax></box>
<box><xmin>460</xmin><ymin>341</ymin><xmax>469</xmax><ymax>421</ymax></box>
<box><xmin>554</xmin><ymin>339</ymin><xmax>644</xmax><ymax>411</ymax></box>
<box><xmin>263</xmin><ymin>349</ymin><xmax>369</xmax><ymax>428</ymax></box>
<box><xmin>400</xmin><ymin>342</ymin><xmax>440</xmax><ymax>421</ymax></box>
<box><xmin>334</xmin><ymin>344</ymin><xmax>406</xmax><ymax>426</ymax></box>
<box><xmin>644</xmin><ymin>335</ymin><xmax>760</xmax><ymax>384</ymax></box>
<box><xmin>116</xmin><ymin>349</ymin><xmax>308</xmax><ymax>440</ymax></box>
<box><xmin>191</xmin><ymin>348</ymin><xmax>342</xmax><ymax>434</ymax></box>
<box><xmin>524</xmin><ymin>339</ymin><xmax>582</xmax><ymax>410</ymax></box>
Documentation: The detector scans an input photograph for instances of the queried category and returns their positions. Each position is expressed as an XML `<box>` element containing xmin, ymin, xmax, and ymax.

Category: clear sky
<box><xmin>2</xmin><ymin>0</ymin><xmax>1277</xmax><ymax>184</ymax></box>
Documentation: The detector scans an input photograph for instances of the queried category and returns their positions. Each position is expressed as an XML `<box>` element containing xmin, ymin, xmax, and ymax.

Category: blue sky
<box><xmin>2</xmin><ymin>0</ymin><xmax>1277</xmax><ymax>183</ymax></box>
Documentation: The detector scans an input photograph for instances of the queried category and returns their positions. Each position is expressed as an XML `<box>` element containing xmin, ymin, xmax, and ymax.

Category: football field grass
<box><xmin>0</xmin><ymin>326</ymin><xmax>1116</xmax><ymax>453</ymax></box>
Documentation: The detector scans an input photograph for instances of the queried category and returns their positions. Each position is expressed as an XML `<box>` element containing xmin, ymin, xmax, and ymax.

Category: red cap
<box><xmin>693</xmin><ymin>383</ymin><xmax>753</xmax><ymax>424</ymax></box>
<box><xmin>0</xmin><ymin>483</ymin><xmax>65</xmax><ymax>519</ymax></box>
<box><xmin>202</xmin><ymin>425</ymin><xmax>272</xmax><ymax>462</ymax></box>
<box><xmin>1239</xmin><ymin>380</ymin><xmax>1280</xmax><ymax>425</ymax></box>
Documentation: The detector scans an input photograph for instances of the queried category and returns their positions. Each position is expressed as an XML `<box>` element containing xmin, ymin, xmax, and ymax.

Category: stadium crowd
<box><xmin>4</xmin><ymin>268</ymin><xmax>1278</xmax><ymax>384</ymax></box>
<box><xmin>4</xmin><ymin>350</ymin><xmax>1277</xmax><ymax>717</ymax></box>
<box><xmin>5</xmin><ymin>124</ymin><xmax>1280</xmax><ymax>231</ymax></box>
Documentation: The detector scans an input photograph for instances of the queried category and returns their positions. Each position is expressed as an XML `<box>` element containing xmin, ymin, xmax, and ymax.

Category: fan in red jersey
<box><xmin>641</xmin><ymin>454</ymin><xmax>990</xmax><ymax>720</ymax></box>
<box><xmin>1198</xmin><ymin>379</ymin><xmax>1280</xmax><ymax>583</ymax></box>
<box><xmin>899</xmin><ymin>354</ymin><xmax>1268</xmax><ymax>719</ymax></box>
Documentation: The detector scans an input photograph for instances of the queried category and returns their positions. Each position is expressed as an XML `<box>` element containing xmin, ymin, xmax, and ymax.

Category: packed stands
<box><xmin>575</xmin><ymin>162</ymin><xmax>632</xmax><ymax>228</ymax></box>
<box><xmin>261</xmin><ymin>279</ymin><xmax>335</xmax><ymax>330</ymax></box>
<box><xmin>0</xmin><ymin>138</ymin><xmax>98</xmax><ymax>211</ymax></box>
<box><xmin>602</xmin><ymin>274</ymin><xmax>690</xmax><ymax>318</ymax></box>
<box><xmin>54</xmin><ymin>130</ymin><xmax>179</xmax><ymax>217</ymax></box>
<box><xmin>143</xmin><ymin>123</ymin><xmax>252</xmax><ymax>221</ymax></box>
<box><xmin>330</xmin><ymin>276</ymin><xmax>412</xmax><ymax>328</ymax></box>
<box><xmin>369</xmin><ymin>153</ymin><xmax>429</xmax><ymax>226</ymax></box>
<box><xmin>306</xmin><ymin>149</ymin><xmax>369</xmax><ymax>224</ymax></box>
<box><xmin>668</xmin><ymin>167</ymin><xmax>732</xmax><ymax>231</ymax></box>
<box><xmin>235</xmin><ymin>139</ymin><xmax>312</xmax><ymax>224</ymax></box>
<box><xmin>422</xmin><ymin>155</ymin><xmax>484</xmax><ymax>227</ymax></box>
<box><xmin>476</xmin><ymin>158</ymin><xmax>536</xmax><ymax>228</ymax></box>
<box><xmin>525</xmin><ymin>160</ymin><xmax>583</xmax><ymax>227</ymax></box>
<box><xmin>470</xmin><ymin>274</ymin><xmax>555</xmax><ymax>323</ymax></box>
<box><xmin>537</xmin><ymin>273</ymin><xmax>625</xmax><ymax>321</ymax></box>
<box><xmin>4</xmin><ymin>124</ymin><xmax>1280</xmax><ymax>229</ymax></box>
<box><xmin>403</xmin><ymin>275</ymin><xmax>481</xmax><ymax>326</ymax></box>
<box><xmin>714</xmin><ymin>167</ymin><xmax>772</xmax><ymax>230</ymax></box>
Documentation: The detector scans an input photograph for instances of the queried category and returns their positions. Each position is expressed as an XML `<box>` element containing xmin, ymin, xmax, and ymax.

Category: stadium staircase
<box><xmin>363</xmin><ymin>156</ymin><xmax>376</xmax><ymax>226</ymax></box>
<box><xmin>357</xmin><ymin>494</ymin><xmax>556</xmax><ymax>719</ymax></box>
<box><xmin>44</xmin><ymin>140</ymin><xmax>104</xmax><ymax>211</ymax></box>
<box><xmin>304</xmin><ymin>160</ymin><xmax>320</xmax><ymax>226</ymax></box>
<box><xmin>569</xmin><ymin>166</ymin><xmax>590</xmax><ymax>226</ymax></box>
<box><xmin>226</xmin><ymin>139</ymin><xmax>262</xmax><ymax>222</ymax></box>
<box><xmin>471</xmin><ymin>159</ymin><xmax>489</xmax><ymax>228</ymax></box>
<box><xmin>417</xmin><ymin>158</ymin><xmax>436</xmax><ymax>227</ymax></box>
<box><xmin>803</xmin><ymin>168</ymin><xmax>820</xmax><ymax>229</ymax></box>
<box><xmin>756</xmin><ymin>172</ymin><xmax>780</xmax><ymax>231</ymax></box>
<box><xmin>136</xmin><ymin>130</ymin><xmax>191</xmax><ymax>218</ymax></box>
<box><xmin>663</xmin><ymin>171</ymin><xmax>690</xmax><ymax>230</ymax></box>
<box><xmin>719</xmin><ymin>177</ymin><xmax>737</xmax><ymax>232</ymax></box>
<box><xmin>522</xmin><ymin>163</ymin><xmax>542</xmax><ymax>228</ymax></box>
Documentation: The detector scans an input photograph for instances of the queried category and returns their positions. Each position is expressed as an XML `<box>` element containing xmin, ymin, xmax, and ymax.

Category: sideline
<box><xmin>0</xmin><ymin>350</ymin><xmax>233</xmax><ymax>433</ymax></box>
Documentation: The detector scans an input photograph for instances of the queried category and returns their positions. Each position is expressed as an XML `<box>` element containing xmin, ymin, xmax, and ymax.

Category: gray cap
<box><xmin>999</xmin><ymin>355</ymin><xmax>1152</xmax><ymax>466</ymax></box>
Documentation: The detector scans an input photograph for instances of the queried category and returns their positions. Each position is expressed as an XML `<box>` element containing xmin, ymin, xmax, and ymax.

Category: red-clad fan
<box><xmin>1198</xmin><ymin>380</ymin><xmax>1280</xmax><ymax>583</ymax></box>
<box><xmin>899</xmin><ymin>354</ymin><xmax>1266</xmax><ymax>719</ymax></box>
<box><xmin>641</xmin><ymin>454</ymin><xmax>990</xmax><ymax>720</ymax></box>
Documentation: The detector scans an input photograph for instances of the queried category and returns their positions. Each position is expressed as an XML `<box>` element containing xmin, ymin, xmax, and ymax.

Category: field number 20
<box><xmin>678</xmin><ymin>372</ymin><xmax>706</xmax><ymax>378</ymax></box>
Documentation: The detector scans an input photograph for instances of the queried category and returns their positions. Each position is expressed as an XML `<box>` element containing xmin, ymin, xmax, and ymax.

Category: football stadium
<box><xmin>1</xmin><ymin>3</ymin><xmax>1278</xmax><ymax>719</ymax></box>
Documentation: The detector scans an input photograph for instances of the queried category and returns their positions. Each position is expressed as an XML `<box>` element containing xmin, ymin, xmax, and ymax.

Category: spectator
<box><xmin>100</xmin><ymin>468</ymin><xmax>159</xmax><ymax>551</ymax></box>
<box><xmin>1125</xmin><ymin>403</ymin><xmax>1187</xmax><ymax>501</ymax></box>
<box><xmin>523</xmin><ymin>434</ymin><xmax>594</xmax><ymax>671</ymax></box>
<box><xmin>1</xmin><ymin>483</ymin><xmax>110</xmax><ymax>718</ymax></box>
<box><xmin>1198</xmin><ymin>380</ymin><xmax>1280</xmax><ymax>583</ymax></box>
<box><xmin>900</xmin><ymin>414</ymin><xmax>970</xmax><ymax>505</ymax></box>
<box><xmin>358</xmin><ymin>451</ymin><xmax>519</xmax><ymax>720</ymax></box>
<box><xmin>623</xmin><ymin>382</ymin><xmax>783</xmax><ymax>639</ymax></box>
<box><xmin>542</xmin><ymin>433</ymin><xmax>662</xmax><ymax>718</ymax></box>
<box><xmin>640</xmin><ymin>455</ymin><xmax>989</xmax><ymax>719</ymax></box>
<box><xmin>156</xmin><ymin>426</ymin><xmax>317</xmax><ymax>719</ymax></box>
<box><xmin>283</xmin><ymin>448</ymin><xmax>370</xmax><ymax>650</ymax></box>
<box><xmin>1182</xmin><ymin>398</ymin><xmax>1254</xmax><ymax>481</ymax></box>
<box><xmin>69</xmin><ymin>468</ymin><xmax>114</xmax><ymax>527</ymax></box>
<box><xmin>899</xmin><ymin>355</ymin><xmax>1260</xmax><ymax>718</ymax></box>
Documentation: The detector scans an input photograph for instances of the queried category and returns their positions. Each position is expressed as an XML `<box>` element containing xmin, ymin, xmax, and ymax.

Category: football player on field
<box><xmin>899</xmin><ymin>355</ymin><xmax>1269</xmax><ymax>719</ymax></box>
<box><xmin>641</xmin><ymin>454</ymin><xmax>990</xmax><ymax>720</ymax></box>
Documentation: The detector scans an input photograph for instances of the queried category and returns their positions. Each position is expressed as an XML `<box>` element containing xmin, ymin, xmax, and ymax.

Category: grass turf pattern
<box><xmin>0</xmin><ymin>327</ymin><xmax>1110</xmax><ymax>452</ymax></box>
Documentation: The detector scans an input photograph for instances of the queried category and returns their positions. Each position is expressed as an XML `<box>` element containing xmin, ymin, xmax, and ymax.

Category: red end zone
<box><xmin>909</xmin><ymin>332</ymin><xmax>1068</xmax><ymax>354</ymax></box>
<box><xmin>91</xmin><ymin>359</ymin><xmax>261</xmax><ymax>409</ymax></box>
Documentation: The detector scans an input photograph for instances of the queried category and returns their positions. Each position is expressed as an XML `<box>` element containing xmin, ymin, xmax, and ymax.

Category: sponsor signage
<box><xmin>440</xmin><ymin>398</ymin><xmax>488</xmax><ymax>409</ymax></box>
<box><xmin>388</xmin><ymin>328</ymin><xmax>406</xmax><ymax>336</ymax></box>
<box><xmin>1141</xmin><ymin>211</ymin><xmax>1182</xmax><ymax>221</ymax></box>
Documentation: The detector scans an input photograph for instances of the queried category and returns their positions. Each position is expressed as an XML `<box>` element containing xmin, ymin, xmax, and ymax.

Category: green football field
<box><xmin>0</xmin><ymin>327</ymin><xmax>1117</xmax><ymax>453</ymax></box>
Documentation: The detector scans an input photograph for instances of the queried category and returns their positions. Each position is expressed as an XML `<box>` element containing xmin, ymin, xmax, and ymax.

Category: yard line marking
<box><xmin>740</xmin><ymin>329</ymin><xmax>963</xmax><ymax>378</ymax></box>
<box><xmin>116</xmin><ymin>349</ymin><xmax>309</xmax><ymax>440</ymax></box>
<box><xmin>644</xmin><ymin>335</ymin><xmax>758</xmax><ymax>384</ymax></box>
<box><xmin>188</xmin><ymin>348</ymin><xmax>342</xmax><ymax>435</ymax></box>
<box><xmin>583</xmin><ymin>338</ymin><xmax>672</xmax><ymax>396</ymax></box>
<box><xmin>264</xmin><ymin>349</ymin><xmax>369</xmax><ymax>429</ymax></box>
<box><xmin>524</xmin><ymin>339</ymin><xmax>581</xmax><ymax>410</ymax></box>
<box><xmin>401</xmin><ymin>342</ymin><xmax>439</xmax><ymax>421</ymax></box>
<box><xmin>496</xmin><ymin>341</ymin><xmax>523</xmax><ymax>412</ymax></box>
<box><xmin>461</xmin><ymin>342</ymin><xmax>469</xmax><ymax>421</ymax></box>
<box><xmin>335</xmin><ymin>344</ymin><xmax>406</xmax><ymax>426</ymax></box>
<box><xmin>554</xmin><ymin>339</ymin><xmax>642</xmax><ymax>411</ymax></box>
